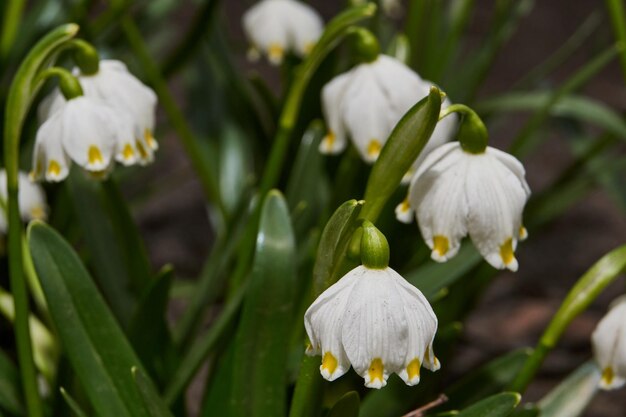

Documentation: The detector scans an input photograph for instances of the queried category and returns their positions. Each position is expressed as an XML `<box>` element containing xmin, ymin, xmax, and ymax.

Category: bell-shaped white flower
<box><xmin>31</xmin><ymin>96</ymin><xmax>133</xmax><ymax>182</ymax></box>
<box><xmin>320</xmin><ymin>54</ymin><xmax>457</xmax><ymax>170</ymax></box>
<box><xmin>0</xmin><ymin>170</ymin><xmax>48</xmax><ymax>233</ymax></box>
<box><xmin>592</xmin><ymin>296</ymin><xmax>626</xmax><ymax>390</ymax></box>
<box><xmin>305</xmin><ymin>265</ymin><xmax>439</xmax><ymax>388</ymax></box>
<box><xmin>242</xmin><ymin>0</ymin><xmax>323</xmax><ymax>65</ymax></box>
<box><xmin>39</xmin><ymin>60</ymin><xmax>158</xmax><ymax>166</ymax></box>
<box><xmin>397</xmin><ymin>142</ymin><xmax>530</xmax><ymax>271</ymax></box>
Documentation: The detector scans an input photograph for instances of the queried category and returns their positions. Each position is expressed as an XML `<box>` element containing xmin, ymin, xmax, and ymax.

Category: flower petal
<box><xmin>592</xmin><ymin>297</ymin><xmax>626</xmax><ymax>390</ymax></box>
<box><xmin>320</xmin><ymin>71</ymin><xmax>352</xmax><ymax>155</ymax></box>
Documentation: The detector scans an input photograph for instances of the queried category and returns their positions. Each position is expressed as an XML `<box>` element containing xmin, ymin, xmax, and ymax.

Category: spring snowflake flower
<box><xmin>320</xmin><ymin>54</ymin><xmax>457</xmax><ymax>172</ymax></box>
<box><xmin>592</xmin><ymin>296</ymin><xmax>626</xmax><ymax>390</ymax></box>
<box><xmin>242</xmin><ymin>0</ymin><xmax>323</xmax><ymax>65</ymax></box>
<box><xmin>0</xmin><ymin>170</ymin><xmax>47</xmax><ymax>233</ymax></box>
<box><xmin>397</xmin><ymin>142</ymin><xmax>530</xmax><ymax>271</ymax></box>
<box><xmin>304</xmin><ymin>265</ymin><xmax>439</xmax><ymax>388</ymax></box>
<box><xmin>39</xmin><ymin>60</ymin><xmax>158</xmax><ymax>166</ymax></box>
<box><xmin>31</xmin><ymin>96</ymin><xmax>134</xmax><ymax>182</ymax></box>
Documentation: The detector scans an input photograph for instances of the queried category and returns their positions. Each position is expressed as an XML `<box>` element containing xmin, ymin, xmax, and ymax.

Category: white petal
<box><xmin>17</xmin><ymin>172</ymin><xmax>47</xmax><ymax>222</ymax></box>
<box><xmin>372</xmin><ymin>55</ymin><xmax>427</xmax><ymax>115</ymax></box>
<box><xmin>411</xmin><ymin>146</ymin><xmax>468</xmax><ymax>262</ymax></box>
<box><xmin>304</xmin><ymin>267</ymin><xmax>360</xmax><ymax>381</ymax></box>
<box><xmin>395</xmin><ymin>196</ymin><xmax>414</xmax><ymax>224</ymax></box>
<box><xmin>242</xmin><ymin>0</ymin><xmax>291</xmax><ymax>64</ymax></box>
<box><xmin>341</xmin><ymin>268</ymin><xmax>408</xmax><ymax>389</ymax></box>
<box><xmin>342</xmin><ymin>67</ymin><xmax>392</xmax><ymax>163</ymax></box>
<box><xmin>487</xmin><ymin>147</ymin><xmax>531</xmax><ymax>197</ymax></box>
<box><xmin>465</xmin><ymin>150</ymin><xmax>528</xmax><ymax>271</ymax></box>
<box><xmin>38</xmin><ymin>88</ymin><xmax>66</xmax><ymax>123</ymax></box>
<box><xmin>409</xmin><ymin>141</ymin><xmax>460</xmax><ymax>188</ymax></box>
<box><xmin>284</xmin><ymin>0</ymin><xmax>323</xmax><ymax>56</ymax></box>
<box><xmin>320</xmin><ymin>71</ymin><xmax>352</xmax><ymax>155</ymax></box>
<box><xmin>32</xmin><ymin>113</ymin><xmax>71</xmax><ymax>182</ymax></box>
<box><xmin>592</xmin><ymin>297</ymin><xmax>626</xmax><ymax>390</ymax></box>
<box><xmin>60</xmin><ymin>97</ymin><xmax>117</xmax><ymax>173</ymax></box>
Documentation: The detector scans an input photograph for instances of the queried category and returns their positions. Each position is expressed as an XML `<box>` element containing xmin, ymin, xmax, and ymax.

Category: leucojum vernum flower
<box><xmin>0</xmin><ymin>170</ymin><xmax>47</xmax><ymax>233</ymax></box>
<box><xmin>592</xmin><ymin>296</ymin><xmax>626</xmax><ymax>390</ymax></box>
<box><xmin>305</xmin><ymin>222</ymin><xmax>439</xmax><ymax>388</ymax></box>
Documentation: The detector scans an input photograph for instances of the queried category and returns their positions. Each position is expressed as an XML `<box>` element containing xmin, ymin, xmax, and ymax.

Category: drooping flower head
<box><xmin>592</xmin><ymin>296</ymin><xmax>626</xmax><ymax>390</ymax></box>
<box><xmin>304</xmin><ymin>222</ymin><xmax>439</xmax><ymax>388</ymax></box>
<box><xmin>397</xmin><ymin>140</ymin><xmax>530</xmax><ymax>271</ymax></box>
<box><xmin>31</xmin><ymin>96</ymin><xmax>133</xmax><ymax>182</ymax></box>
<box><xmin>0</xmin><ymin>170</ymin><xmax>48</xmax><ymax>233</ymax></box>
<box><xmin>320</xmin><ymin>54</ymin><xmax>457</xmax><ymax>176</ymax></box>
<box><xmin>39</xmin><ymin>60</ymin><xmax>158</xmax><ymax>166</ymax></box>
<box><xmin>242</xmin><ymin>0</ymin><xmax>324</xmax><ymax>65</ymax></box>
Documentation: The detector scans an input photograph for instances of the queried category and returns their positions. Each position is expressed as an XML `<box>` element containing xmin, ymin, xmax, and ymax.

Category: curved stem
<box><xmin>0</xmin><ymin>0</ymin><xmax>25</xmax><ymax>59</ymax></box>
<box><xmin>440</xmin><ymin>103</ymin><xmax>488</xmax><ymax>154</ymax></box>
<box><xmin>509</xmin><ymin>244</ymin><xmax>626</xmax><ymax>393</ymax></box>
<box><xmin>3</xmin><ymin>23</ymin><xmax>79</xmax><ymax>417</ymax></box>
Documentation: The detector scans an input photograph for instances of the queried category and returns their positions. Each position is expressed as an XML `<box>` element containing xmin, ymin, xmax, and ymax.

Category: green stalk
<box><xmin>258</xmin><ymin>3</ymin><xmax>377</xmax><ymax>195</ymax></box>
<box><xmin>606</xmin><ymin>0</ymin><xmax>626</xmax><ymax>83</ymax></box>
<box><xmin>120</xmin><ymin>15</ymin><xmax>228</xmax><ymax>222</ymax></box>
<box><xmin>0</xmin><ymin>0</ymin><xmax>26</xmax><ymax>59</ymax></box>
<box><xmin>508</xmin><ymin>245</ymin><xmax>626</xmax><ymax>393</ymax></box>
<box><xmin>3</xmin><ymin>23</ymin><xmax>80</xmax><ymax>417</ymax></box>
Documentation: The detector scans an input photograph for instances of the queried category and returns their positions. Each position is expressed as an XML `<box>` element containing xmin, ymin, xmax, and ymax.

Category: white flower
<box><xmin>592</xmin><ymin>296</ymin><xmax>626</xmax><ymax>390</ymax></box>
<box><xmin>304</xmin><ymin>265</ymin><xmax>439</xmax><ymax>389</ymax></box>
<box><xmin>0</xmin><ymin>170</ymin><xmax>48</xmax><ymax>233</ymax></box>
<box><xmin>31</xmin><ymin>96</ymin><xmax>133</xmax><ymax>182</ymax></box>
<box><xmin>39</xmin><ymin>60</ymin><xmax>158</xmax><ymax>166</ymax></box>
<box><xmin>320</xmin><ymin>55</ymin><xmax>457</xmax><ymax>171</ymax></box>
<box><xmin>242</xmin><ymin>0</ymin><xmax>323</xmax><ymax>65</ymax></box>
<box><xmin>397</xmin><ymin>142</ymin><xmax>530</xmax><ymax>271</ymax></box>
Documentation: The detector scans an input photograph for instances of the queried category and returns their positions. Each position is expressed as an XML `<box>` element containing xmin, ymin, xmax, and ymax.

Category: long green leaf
<box><xmin>0</xmin><ymin>351</ymin><xmax>23</xmax><ymax>416</ymax></box>
<box><xmin>328</xmin><ymin>391</ymin><xmax>360</xmax><ymax>417</ymax></box>
<box><xmin>59</xmin><ymin>388</ymin><xmax>89</xmax><ymax>417</ymax></box>
<box><xmin>537</xmin><ymin>361</ymin><xmax>600</xmax><ymax>417</ymax></box>
<box><xmin>132</xmin><ymin>367</ymin><xmax>175</xmax><ymax>417</ymax></box>
<box><xmin>230</xmin><ymin>191</ymin><xmax>297</xmax><ymax>417</ymax></box>
<box><xmin>475</xmin><ymin>92</ymin><xmax>626</xmax><ymax>139</ymax></box>
<box><xmin>362</xmin><ymin>87</ymin><xmax>442</xmax><ymax>222</ymax></box>
<box><xmin>28</xmin><ymin>221</ymin><xmax>157</xmax><ymax>417</ymax></box>
<box><xmin>457</xmin><ymin>392</ymin><xmax>521</xmax><ymax>417</ymax></box>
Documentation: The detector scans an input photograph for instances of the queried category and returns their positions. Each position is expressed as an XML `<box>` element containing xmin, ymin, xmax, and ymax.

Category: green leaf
<box><xmin>328</xmin><ymin>391</ymin><xmax>360</xmax><ymax>417</ymax></box>
<box><xmin>457</xmin><ymin>392</ymin><xmax>521</xmax><ymax>417</ymax></box>
<box><xmin>312</xmin><ymin>199</ymin><xmax>364</xmax><ymax>294</ymax></box>
<box><xmin>28</xmin><ymin>221</ymin><xmax>156</xmax><ymax>417</ymax></box>
<box><xmin>475</xmin><ymin>92</ymin><xmax>626</xmax><ymax>139</ymax></box>
<box><xmin>445</xmin><ymin>349</ymin><xmax>532</xmax><ymax>410</ymax></box>
<box><xmin>67</xmin><ymin>172</ymin><xmax>138</xmax><ymax>328</ymax></box>
<box><xmin>132</xmin><ymin>367</ymin><xmax>175</xmax><ymax>417</ymax></box>
<box><xmin>219</xmin><ymin>124</ymin><xmax>254</xmax><ymax>216</ymax></box>
<box><xmin>129</xmin><ymin>266</ymin><xmax>176</xmax><ymax>386</ymax></box>
<box><xmin>536</xmin><ymin>361</ymin><xmax>600</xmax><ymax>417</ymax></box>
<box><xmin>361</xmin><ymin>87</ymin><xmax>442</xmax><ymax>222</ymax></box>
<box><xmin>0</xmin><ymin>350</ymin><xmax>23</xmax><ymax>416</ymax></box>
<box><xmin>230</xmin><ymin>190</ymin><xmax>297</xmax><ymax>417</ymax></box>
<box><xmin>59</xmin><ymin>388</ymin><xmax>89</xmax><ymax>417</ymax></box>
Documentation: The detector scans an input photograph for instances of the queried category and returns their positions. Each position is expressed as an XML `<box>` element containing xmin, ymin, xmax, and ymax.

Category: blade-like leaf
<box><xmin>59</xmin><ymin>388</ymin><xmax>89</xmax><ymax>417</ymax></box>
<box><xmin>537</xmin><ymin>361</ymin><xmax>600</xmax><ymax>417</ymax></box>
<box><xmin>0</xmin><ymin>350</ymin><xmax>23</xmax><ymax>416</ymax></box>
<box><xmin>456</xmin><ymin>392</ymin><xmax>521</xmax><ymax>417</ymax></box>
<box><xmin>28</xmin><ymin>221</ymin><xmax>157</xmax><ymax>417</ymax></box>
<box><xmin>230</xmin><ymin>190</ymin><xmax>297</xmax><ymax>417</ymax></box>
<box><xmin>328</xmin><ymin>391</ymin><xmax>360</xmax><ymax>417</ymax></box>
<box><xmin>132</xmin><ymin>367</ymin><xmax>175</xmax><ymax>417</ymax></box>
<box><xmin>362</xmin><ymin>87</ymin><xmax>442</xmax><ymax>222</ymax></box>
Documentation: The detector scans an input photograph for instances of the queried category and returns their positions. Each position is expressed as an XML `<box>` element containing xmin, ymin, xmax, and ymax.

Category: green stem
<box><xmin>3</xmin><ymin>24</ymin><xmax>79</xmax><ymax>417</ymax></box>
<box><xmin>606</xmin><ymin>0</ymin><xmax>626</xmax><ymax>84</ymax></box>
<box><xmin>120</xmin><ymin>15</ymin><xmax>228</xmax><ymax>222</ymax></box>
<box><xmin>440</xmin><ymin>103</ymin><xmax>488</xmax><ymax>154</ymax></box>
<box><xmin>509</xmin><ymin>245</ymin><xmax>626</xmax><ymax>393</ymax></box>
<box><xmin>0</xmin><ymin>0</ymin><xmax>26</xmax><ymax>59</ymax></box>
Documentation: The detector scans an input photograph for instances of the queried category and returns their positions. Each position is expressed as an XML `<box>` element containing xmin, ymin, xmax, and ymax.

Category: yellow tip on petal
<box><xmin>433</xmin><ymin>235</ymin><xmax>449</xmax><ymax>257</ymax></box>
<box><xmin>602</xmin><ymin>366</ymin><xmax>615</xmax><ymax>386</ymax></box>
<box><xmin>321</xmin><ymin>352</ymin><xmax>338</xmax><ymax>375</ymax></box>
<box><xmin>122</xmin><ymin>143</ymin><xmax>135</xmax><ymax>160</ymax></box>
<box><xmin>268</xmin><ymin>43</ymin><xmax>284</xmax><ymax>64</ymax></box>
<box><xmin>30</xmin><ymin>206</ymin><xmax>46</xmax><ymax>220</ymax></box>
<box><xmin>500</xmin><ymin>238</ymin><xmax>515</xmax><ymax>266</ymax></box>
<box><xmin>400</xmin><ymin>198</ymin><xmax>410</xmax><ymax>213</ymax></box>
<box><xmin>303</xmin><ymin>42</ymin><xmax>315</xmax><ymax>55</ymax></box>
<box><xmin>136</xmin><ymin>139</ymin><xmax>149</xmax><ymax>159</ymax></box>
<box><xmin>368</xmin><ymin>358</ymin><xmax>384</xmax><ymax>384</ymax></box>
<box><xmin>144</xmin><ymin>129</ymin><xmax>157</xmax><ymax>150</ymax></box>
<box><xmin>322</xmin><ymin>131</ymin><xmax>336</xmax><ymax>151</ymax></box>
<box><xmin>88</xmin><ymin>146</ymin><xmax>103</xmax><ymax>166</ymax></box>
<box><xmin>407</xmin><ymin>358</ymin><xmax>421</xmax><ymax>381</ymax></box>
<box><xmin>47</xmin><ymin>160</ymin><xmax>61</xmax><ymax>177</ymax></box>
<box><xmin>367</xmin><ymin>140</ymin><xmax>382</xmax><ymax>159</ymax></box>
<box><xmin>519</xmin><ymin>226</ymin><xmax>528</xmax><ymax>241</ymax></box>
